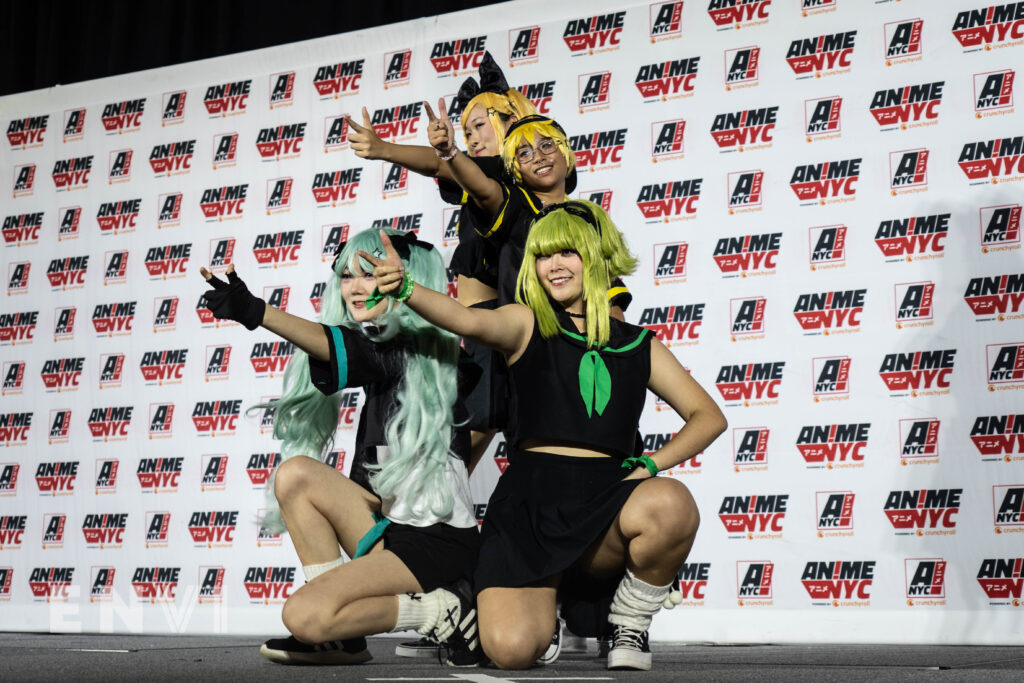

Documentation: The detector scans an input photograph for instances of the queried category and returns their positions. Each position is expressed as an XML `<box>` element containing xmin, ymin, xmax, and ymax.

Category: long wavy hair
<box><xmin>516</xmin><ymin>201</ymin><xmax>637</xmax><ymax>349</ymax></box>
<box><xmin>260</xmin><ymin>228</ymin><xmax>461</xmax><ymax>531</ymax></box>
<box><xmin>460</xmin><ymin>89</ymin><xmax>537</xmax><ymax>149</ymax></box>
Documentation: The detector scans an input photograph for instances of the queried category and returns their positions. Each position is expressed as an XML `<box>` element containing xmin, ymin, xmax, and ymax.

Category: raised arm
<box><xmin>424</xmin><ymin>98</ymin><xmax>505</xmax><ymax>214</ymax></box>
<box><xmin>361</xmin><ymin>232</ymin><xmax>531</xmax><ymax>357</ymax></box>
<box><xmin>199</xmin><ymin>265</ymin><xmax>330</xmax><ymax>361</ymax></box>
<box><xmin>630</xmin><ymin>339</ymin><xmax>727</xmax><ymax>479</ymax></box>
<box><xmin>346</xmin><ymin>107</ymin><xmax>457</xmax><ymax>183</ymax></box>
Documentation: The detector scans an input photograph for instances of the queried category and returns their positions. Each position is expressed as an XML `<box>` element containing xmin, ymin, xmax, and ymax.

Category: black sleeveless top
<box><xmin>507</xmin><ymin>314</ymin><xmax>651</xmax><ymax>459</ymax></box>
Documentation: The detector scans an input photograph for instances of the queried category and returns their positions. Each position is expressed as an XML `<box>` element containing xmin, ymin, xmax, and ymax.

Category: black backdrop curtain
<box><xmin>2</xmin><ymin>1</ymin><xmax>504</xmax><ymax>97</ymax></box>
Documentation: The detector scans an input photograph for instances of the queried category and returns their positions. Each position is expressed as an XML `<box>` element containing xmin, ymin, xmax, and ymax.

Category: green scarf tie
<box><xmin>578</xmin><ymin>349</ymin><xmax>612</xmax><ymax>417</ymax></box>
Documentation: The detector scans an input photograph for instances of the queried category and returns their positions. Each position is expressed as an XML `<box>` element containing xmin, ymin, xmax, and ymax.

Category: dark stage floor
<box><xmin>3</xmin><ymin>633</ymin><xmax>1024</xmax><ymax>682</ymax></box>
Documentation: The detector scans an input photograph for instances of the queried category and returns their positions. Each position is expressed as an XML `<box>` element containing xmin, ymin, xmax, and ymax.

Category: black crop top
<box><xmin>507</xmin><ymin>315</ymin><xmax>651</xmax><ymax>459</ymax></box>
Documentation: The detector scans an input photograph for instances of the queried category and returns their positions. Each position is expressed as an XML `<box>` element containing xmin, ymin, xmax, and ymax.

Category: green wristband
<box><xmin>621</xmin><ymin>454</ymin><xmax>659</xmax><ymax>477</ymax></box>
<box><xmin>364</xmin><ymin>272</ymin><xmax>413</xmax><ymax>309</ymax></box>
<box><xmin>394</xmin><ymin>271</ymin><xmax>415</xmax><ymax>302</ymax></box>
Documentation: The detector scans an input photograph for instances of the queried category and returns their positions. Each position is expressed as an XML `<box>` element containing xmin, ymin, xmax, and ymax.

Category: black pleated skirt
<box><xmin>474</xmin><ymin>448</ymin><xmax>644</xmax><ymax>636</ymax></box>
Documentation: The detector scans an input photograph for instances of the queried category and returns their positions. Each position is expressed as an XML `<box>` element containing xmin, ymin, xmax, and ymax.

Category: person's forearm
<box><xmin>378</xmin><ymin>142</ymin><xmax>457</xmax><ymax>182</ymax></box>
<box><xmin>261</xmin><ymin>305</ymin><xmax>331</xmax><ymax>361</ymax></box>
<box><xmin>404</xmin><ymin>282</ymin><xmax>517</xmax><ymax>355</ymax></box>
<box><xmin>650</xmin><ymin>407</ymin><xmax>727</xmax><ymax>471</ymax></box>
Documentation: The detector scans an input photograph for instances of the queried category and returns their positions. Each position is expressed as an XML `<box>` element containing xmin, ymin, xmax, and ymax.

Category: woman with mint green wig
<box><xmin>364</xmin><ymin>203</ymin><xmax>727</xmax><ymax>672</ymax></box>
<box><xmin>199</xmin><ymin>227</ymin><xmax>482</xmax><ymax>667</ymax></box>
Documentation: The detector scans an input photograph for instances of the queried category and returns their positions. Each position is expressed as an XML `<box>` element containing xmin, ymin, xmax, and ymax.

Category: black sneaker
<box><xmin>394</xmin><ymin>636</ymin><xmax>439</xmax><ymax>659</ymax></box>
<box><xmin>596</xmin><ymin>635</ymin><xmax>611</xmax><ymax>658</ymax></box>
<box><xmin>259</xmin><ymin>635</ymin><xmax>372</xmax><ymax>665</ymax></box>
<box><xmin>434</xmin><ymin>580</ymin><xmax>485</xmax><ymax>668</ymax></box>
<box><xmin>607</xmin><ymin>626</ymin><xmax>651</xmax><ymax>671</ymax></box>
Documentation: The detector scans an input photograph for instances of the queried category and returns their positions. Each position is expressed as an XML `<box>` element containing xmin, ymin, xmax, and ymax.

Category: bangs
<box><xmin>504</xmin><ymin>120</ymin><xmax>566</xmax><ymax>153</ymax></box>
<box><xmin>526</xmin><ymin>212</ymin><xmax>597</xmax><ymax>261</ymax></box>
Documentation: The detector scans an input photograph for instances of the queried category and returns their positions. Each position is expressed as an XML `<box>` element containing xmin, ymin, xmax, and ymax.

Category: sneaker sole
<box><xmin>394</xmin><ymin>644</ymin><xmax>439</xmax><ymax>659</ymax></box>
<box><xmin>607</xmin><ymin>649</ymin><xmax>652</xmax><ymax>671</ymax></box>
<box><xmin>259</xmin><ymin>644</ymin><xmax>372</xmax><ymax>665</ymax></box>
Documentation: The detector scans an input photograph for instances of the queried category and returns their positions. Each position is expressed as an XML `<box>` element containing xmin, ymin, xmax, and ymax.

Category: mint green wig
<box><xmin>261</xmin><ymin>228</ymin><xmax>461</xmax><ymax>532</ymax></box>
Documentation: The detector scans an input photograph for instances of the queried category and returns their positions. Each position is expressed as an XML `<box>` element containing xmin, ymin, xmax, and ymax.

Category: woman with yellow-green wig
<box><xmin>362</xmin><ymin>201</ymin><xmax>727</xmax><ymax>673</ymax></box>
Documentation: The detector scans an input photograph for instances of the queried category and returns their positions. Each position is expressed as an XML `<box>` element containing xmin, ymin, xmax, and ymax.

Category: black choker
<box><xmin>565</xmin><ymin>311</ymin><xmax>586</xmax><ymax>318</ymax></box>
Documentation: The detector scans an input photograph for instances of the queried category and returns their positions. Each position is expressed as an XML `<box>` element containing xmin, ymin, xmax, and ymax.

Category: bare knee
<box><xmin>481</xmin><ymin>626</ymin><xmax>547</xmax><ymax>670</ymax></box>
<box><xmin>282</xmin><ymin>591</ymin><xmax>334</xmax><ymax>644</ymax></box>
<box><xmin>272</xmin><ymin>455</ymin><xmax>321</xmax><ymax>505</ymax></box>
<box><xmin>628</xmin><ymin>478</ymin><xmax>700</xmax><ymax>542</ymax></box>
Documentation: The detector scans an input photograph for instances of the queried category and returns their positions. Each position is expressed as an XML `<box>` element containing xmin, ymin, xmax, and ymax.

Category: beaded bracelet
<box><xmin>435</xmin><ymin>146</ymin><xmax>458</xmax><ymax>161</ymax></box>
<box><xmin>620</xmin><ymin>453</ymin><xmax>659</xmax><ymax>477</ymax></box>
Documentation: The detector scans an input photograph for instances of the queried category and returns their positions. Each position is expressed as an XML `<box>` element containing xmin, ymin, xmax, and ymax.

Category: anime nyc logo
<box><xmin>885</xmin><ymin>489</ymin><xmax>962</xmax><ymax>535</ymax></box>
<box><xmin>204</xmin><ymin>80</ymin><xmax>251</xmax><ymax>117</ymax></box>
<box><xmin>980</xmin><ymin>176</ymin><xmax>1018</xmax><ymax>220</ymax></box>
<box><xmin>637</xmin><ymin>179</ymin><xmax>701</xmax><ymax>221</ymax></box>
<box><xmin>509</xmin><ymin>26</ymin><xmax>541</xmax><ymax>65</ymax></box>
<box><xmin>879</xmin><ymin>348</ymin><xmax>955</xmax><ymax>397</ymax></box>
<box><xmin>314</xmin><ymin>59</ymin><xmax>363</xmax><ymax>99</ymax></box>
<box><xmin>802</xmin><ymin>561</ymin><xmax>874</xmax><ymax>606</ymax></box>
<box><xmin>798</xmin><ymin>424</ymin><xmax>869</xmax><ymax>469</ymax></box>
<box><xmin>649</xmin><ymin>2</ymin><xmax>683</xmax><ymax>42</ymax></box>
<box><xmin>875</xmin><ymin>213</ymin><xmax>949</xmax><ymax>262</ymax></box>
<box><xmin>952</xmin><ymin>4</ymin><xmax>1024</xmax><ymax>51</ymax></box>
<box><xmin>635</xmin><ymin>57</ymin><xmax>699</xmax><ymax>101</ymax></box>
<box><xmin>107</xmin><ymin>150</ymin><xmax>132</xmax><ymax>186</ymax></box>
<box><xmin>716</xmin><ymin>233</ymin><xmax>778</xmax><ymax>276</ymax></box>
<box><xmin>971</xmin><ymin>414</ymin><xmax>1024</xmax><ymax>461</ymax></box>
<box><xmin>563</xmin><ymin>12</ymin><xmax>625</xmax><ymax>55</ymax></box>
<box><xmin>707</xmin><ymin>0</ymin><xmax>771</xmax><ymax>30</ymax></box>
<box><xmin>786</xmin><ymin>31</ymin><xmax>856</xmax><ymax>78</ymax></box>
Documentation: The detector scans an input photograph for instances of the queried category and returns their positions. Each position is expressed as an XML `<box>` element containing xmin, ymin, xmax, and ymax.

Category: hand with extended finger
<box><xmin>199</xmin><ymin>265</ymin><xmax>266</xmax><ymax>330</ymax></box>
<box><xmin>358</xmin><ymin>231</ymin><xmax>410</xmax><ymax>300</ymax></box>
<box><xmin>346</xmin><ymin>107</ymin><xmax>388</xmax><ymax>160</ymax></box>
<box><xmin>423</xmin><ymin>98</ymin><xmax>457</xmax><ymax>160</ymax></box>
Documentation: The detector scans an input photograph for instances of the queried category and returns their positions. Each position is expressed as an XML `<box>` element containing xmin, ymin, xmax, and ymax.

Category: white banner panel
<box><xmin>1</xmin><ymin>0</ymin><xmax>1022</xmax><ymax>643</ymax></box>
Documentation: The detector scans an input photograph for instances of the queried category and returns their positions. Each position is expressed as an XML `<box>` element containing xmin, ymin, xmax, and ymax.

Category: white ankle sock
<box><xmin>609</xmin><ymin>569</ymin><xmax>671</xmax><ymax>631</ymax></box>
<box><xmin>392</xmin><ymin>589</ymin><xmax>459</xmax><ymax>639</ymax></box>
<box><xmin>302</xmin><ymin>557</ymin><xmax>344</xmax><ymax>582</ymax></box>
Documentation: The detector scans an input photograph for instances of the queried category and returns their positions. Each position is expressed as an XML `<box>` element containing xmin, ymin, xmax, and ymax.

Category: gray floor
<box><xmin>2</xmin><ymin>633</ymin><xmax>1023</xmax><ymax>682</ymax></box>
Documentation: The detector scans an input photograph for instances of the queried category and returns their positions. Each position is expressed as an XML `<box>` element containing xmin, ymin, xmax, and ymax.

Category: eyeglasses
<box><xmin>516</xmin><ymin>138</ymin><xmax>559</xmax><ymax>164</ymax></box>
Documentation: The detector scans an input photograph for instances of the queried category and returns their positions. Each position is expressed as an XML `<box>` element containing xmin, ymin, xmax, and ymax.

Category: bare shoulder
<box><xmin>501</xmin><ymin>303</ymin><xmax>536</xmax><ymax>362</ymax></box>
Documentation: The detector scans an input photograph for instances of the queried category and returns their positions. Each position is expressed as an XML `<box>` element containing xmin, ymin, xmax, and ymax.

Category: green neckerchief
<box><xmin>559</xmin><ymin>326</ymin><xmax>649</xmax><ymax>418</ymax></box>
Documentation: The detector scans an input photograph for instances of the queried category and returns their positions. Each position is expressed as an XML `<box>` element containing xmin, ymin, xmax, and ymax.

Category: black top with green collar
<box><xmin>507</xmin><ymin>312</ymin><xmax>651</xmax><ymax>460</ymax></box>
<box><xmin>465</xmin><ymin>180</ymin><xmax>632</xmax><ymax>310</ymax></box>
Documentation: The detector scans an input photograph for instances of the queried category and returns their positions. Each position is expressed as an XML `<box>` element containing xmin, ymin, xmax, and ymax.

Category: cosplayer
<box><xmin>363</xmin><ymin>203</ymin><xmax>727</xmax><ymax>671</ymax></box>
<box><xmin>345</xmin><ymin>52</ymin><xmax>542</xmax><ymax>660</ymax></box>
<box><xmin>198</xmin><ymin>228</ymin><xmax>482</xmax><ymax>667</ymax></box>
<box><xmin>422</xmin><ymin>104</ymin><xmax>630</xmax><ymax>313</ymax></box>
<box><xmin>346</xmin><ymin>51</ymin><xmax>536</xmax><ymax>309</ymax></box>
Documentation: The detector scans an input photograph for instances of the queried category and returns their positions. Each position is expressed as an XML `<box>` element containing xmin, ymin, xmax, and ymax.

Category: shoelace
<box><xmin>613</xmin><ymin>628</ymin><xmax>647</xmax><ymax>650</ymax></box>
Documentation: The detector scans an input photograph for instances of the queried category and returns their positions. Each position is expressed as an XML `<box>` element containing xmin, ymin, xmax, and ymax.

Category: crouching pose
<box><xmin>363</xmin><ymin>203</ymin><xmax>727</xmax><ymax>671</ymax></box>
<box><xmin>199</xmin><ymin>228</ymin><xmax>482</xmax><ymax>666</ymax></box>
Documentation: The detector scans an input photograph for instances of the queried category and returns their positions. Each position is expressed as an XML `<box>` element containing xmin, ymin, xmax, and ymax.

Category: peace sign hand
<box><xmin>199</xmin><ymin>265</ymin><xmax>266</xmax><ymax>330</ymax></box>
<box><xmin>357</xmin><ymin>231</ymin><xmax>406</xmax><ymax>296</ymax></box>
<box><xmin>423</xmin><ymin>97</ymin><xmax>457</xmax><ymax>158</ymax></box>
<box><xmin>345</xmin><ymin>107</ymin><xmax>387</xmax><ymax>160</ymax></box>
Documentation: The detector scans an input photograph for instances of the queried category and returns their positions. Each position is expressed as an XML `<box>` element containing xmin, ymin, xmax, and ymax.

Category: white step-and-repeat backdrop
<box><xmin>1</xmin><ymin>0</ymin><xmax>1022</xmax><ymax>644</ymax></box>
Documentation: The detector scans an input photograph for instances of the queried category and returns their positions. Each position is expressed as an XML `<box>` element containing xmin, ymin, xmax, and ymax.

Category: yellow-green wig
<box><xmin>515</xmin><ymin>200</ymin><xmax>637</xmax><ymax>349</ymax></box>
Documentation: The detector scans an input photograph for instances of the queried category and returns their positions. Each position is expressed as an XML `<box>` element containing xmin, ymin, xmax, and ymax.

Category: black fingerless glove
<box><xmin>203</xmin><ymin>270</ymin><xmax>266</xmax><ymax>330</ymax></box>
